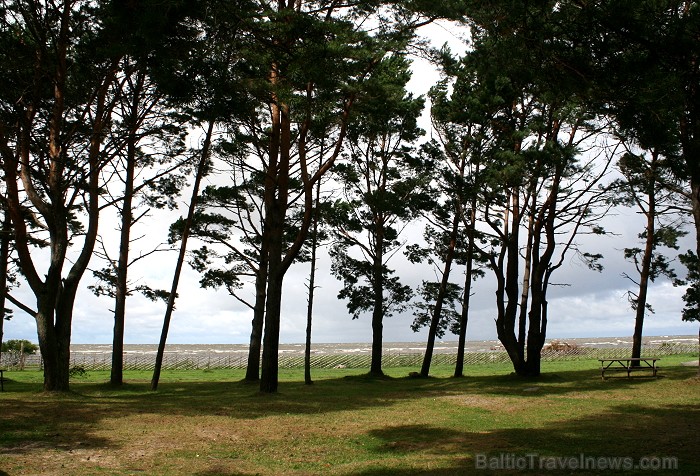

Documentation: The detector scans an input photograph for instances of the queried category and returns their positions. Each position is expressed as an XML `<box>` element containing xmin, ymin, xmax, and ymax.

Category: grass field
<box><xmin>1</xmin><ymin>355</ymin><xmax>698</xmax><ymax>475</ymax></box>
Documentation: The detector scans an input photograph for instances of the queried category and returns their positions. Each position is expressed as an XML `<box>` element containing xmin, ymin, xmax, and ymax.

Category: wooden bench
<box><xmin>599</xmin><ymin>358</ymin><xmax>660</xmax><ymax>379</ymax></box>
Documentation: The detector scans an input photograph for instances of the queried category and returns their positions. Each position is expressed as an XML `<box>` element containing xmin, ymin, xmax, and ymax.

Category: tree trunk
<box><xmin>304</xmin><ymin>180</ymin><xmax>321</xmax><ymax>385</ymax></box>
<box><xmin>260</xmin><ymin>251</ymin><xmax>283</xmax><ymax>393</ymax></box>
<box><xmin>518</xmin><ymin>196</ymin><xmax>536</xmax><ymax>362</ymax></box>
<box><xmin>111</xmin><ymin>166</ymin><xmax>132</xmax><ymax>386</ymax></box>
<box><xmin>524</xmin><ymin>160</ymin><xmax>561</xmax><ymax>377</ymax></box>
<box><xmin>525</xmin><ymin>291</ymin><xmax>545</xmax><ymax>377</ymax></box>
<box><xmin>0</xmin><ymin>4</ymin><xmax>116</xmax><ymax>392</ymax></box>
<box><xmin>454</xmin><ymin>204</ymin><xmax>477</xmax><ymax>377</ymax></box>
<box><xmin>421</xmin><ymin>213</ymin><xmax>459</xmax><ymax>377</ymax></box>
<box><xmin>681</xmin><ymin>67</ymin><xmax>700</xmax><ymax>376</ymax></box>
<box><xmin>35</xmin><ymin>280</ymin><xmax>80</xmax><ymax>391</ymax></box>
<box><xmin>369</xmin><ymin>212</ymin><xmax>385</xmax><ymax>377</ymax></box>
<box><xmin>495</xmin><ymin>190</ymin><xmax>526</xmax><ymax>375</ymax></box>
<box><xmin>111</xmin><ymin>108</ymin><xmax>139</xmax><ymax>386</ymax></box>
<box><xmin>525</xmin><ymin>224</ymin><xmax>547</xmax><ymax>379</ymax></box>
<box><xmin>111</xmin><ymin>72</ymin><xmax>146</xmax><ymax>386</ymax></box>
<box><xmin>369</xmin><ymin>226</ymin><xmax>385</xmax><ymax>377</ymax></box>
<box><xmin>151</xmin><ymin>120</ymin><xmax>214</xmax><ymax>391</ymax></box>
<box><xmin>259</xmin><ymin>85</ymin><xmax>292</xmax><ymax>393</ymax></box>
<box><xmin>245</xmin><ymin>253</ymin><xmax>267</xmax><ymax>382</ymax></box>
<box><xmin>0</xmin><ymin>208</ymin><xmax>11</xmax><ymax>368</ymax></box>
<box><xmin>631</xmin><ymin>158</ymin><xmax>657</xmax><ymax>365</ymax></box>
<box><xmin>631</xmin><ymin>219</ymin><xmax>654</xmax><ymax>363</ymax></box>
<box><xmin>35</xmin><ymin>307</ymin><xmax>62</xmax><ymax>389</ymax></box>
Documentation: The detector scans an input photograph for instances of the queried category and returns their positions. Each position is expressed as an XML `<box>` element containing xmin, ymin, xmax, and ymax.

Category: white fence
<box><xmin>1</xmin><ymin>343</ymin><xmax>696</xmax><ymax>371</ymax></box>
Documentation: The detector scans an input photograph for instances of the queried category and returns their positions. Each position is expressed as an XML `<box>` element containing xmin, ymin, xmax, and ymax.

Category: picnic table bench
<box><xmin>599</xmin><ymin>358</ymin><xmax>660</xmax><ymax>379</ymax></box>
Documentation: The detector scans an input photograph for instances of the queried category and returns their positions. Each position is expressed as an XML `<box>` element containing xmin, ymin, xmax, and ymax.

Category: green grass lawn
<box><xmin>1</xmin><ymin>355</ymin><xmax>698</xmax><ymax>475</ymax></box>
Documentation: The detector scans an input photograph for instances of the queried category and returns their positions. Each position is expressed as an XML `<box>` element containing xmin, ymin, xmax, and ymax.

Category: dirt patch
<box><xmin>440</xmin><ymin>394</ymin><xmax>521</xmax><ymax>412</ymax></box>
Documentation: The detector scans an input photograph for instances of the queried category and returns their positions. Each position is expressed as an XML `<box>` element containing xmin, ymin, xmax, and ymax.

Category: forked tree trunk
<box><xmin>259</xmin><ymin>88</ymin><xmax>291</xmax><ymax>393</ymax></box>
<box><xmin>0</xmin><ymin>3</ymin><xmax>115</xmax><ymax>392</ymax></box>
<box><xmin>495</xmin><ymin>189</ymin><xmax>527</xmax><ymax>375</ymax></box>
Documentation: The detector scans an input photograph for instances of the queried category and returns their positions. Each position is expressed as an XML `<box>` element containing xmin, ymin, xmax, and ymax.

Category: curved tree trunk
<box><xmin>631</xmin><ymin>216</ymin><xmax>654</xmax><ymax>363</ymax></box>
<box><xmin>151</xmin><ymin>120</ymin><xmax>214</xmax><ymax>391</ymax></box>
<box><xmin>495</xmin><ymin>189</ymin><xmax>527</xmax><ymax>375</ymax></box>
<box><xmin>631</xmin><ymin>158</ymin><xmax>657</xmax><ymax>364</ymax></box>
<box><xmin>421</xmin><ymin>213</ymin><xmax>459</xmax><ymax>377</ymax></box>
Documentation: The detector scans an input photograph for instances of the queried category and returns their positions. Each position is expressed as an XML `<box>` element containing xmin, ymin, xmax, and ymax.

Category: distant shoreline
<box><xmin>69</xmin><ymin>335</ymin><xmax>698</xmax><ymax>356</ymax></box>
<box><xmin>4</xmin><ymin>335</ymin><xmax>693</xmax><ymax>371</ymax></box>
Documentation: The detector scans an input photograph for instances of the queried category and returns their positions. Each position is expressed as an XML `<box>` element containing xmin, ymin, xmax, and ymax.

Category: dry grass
<box><xmin>0</xmin><ymin>357</ymin><xmax>698</xmax><ymax>475</ymax></box>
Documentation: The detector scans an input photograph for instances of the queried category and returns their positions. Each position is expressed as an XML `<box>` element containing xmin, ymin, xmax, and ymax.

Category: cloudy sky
<box><xmin>2</xmin><ymin>22</ymin><xmax>697</xmax><ymax>346</ymax></box>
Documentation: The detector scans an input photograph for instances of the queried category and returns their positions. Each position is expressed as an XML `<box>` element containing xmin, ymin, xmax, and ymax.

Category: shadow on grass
<box><xmin>0</xmin><ymin>393</ymin><xmax>114</xmax><ymax>455</ymax></box>
<box><xmin>193</xmin><ymin>470</ymin><xmax>250</xmax><ymax>476</ymax></box>
<box><xmin>0</xmin><ymin>364</ymin><xmax>696</xmax><ymax>473</ymax></box>
<box><xmin>357</xmin><ymin>402</ymin><xmax>699</xmax><ymax>475</ymax></box>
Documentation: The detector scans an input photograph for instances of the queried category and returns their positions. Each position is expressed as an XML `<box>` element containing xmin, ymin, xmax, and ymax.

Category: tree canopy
<box><xmin>1</xmin><ymin>0</ymin><xmax>697</xmax><ymax>390</ymax></box>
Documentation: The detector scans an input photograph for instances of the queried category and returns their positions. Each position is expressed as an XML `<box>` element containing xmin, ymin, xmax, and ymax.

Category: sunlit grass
<box><xmin>0</xmin><ymin>355</ymin><xmax>697</xmax><ymax>475</ymax></box>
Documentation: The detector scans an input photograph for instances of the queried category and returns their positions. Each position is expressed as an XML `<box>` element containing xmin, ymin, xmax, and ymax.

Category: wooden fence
<box><xmin>1</xmin><ymin>342</ymin><xmax>696</xmax><ymax>371</ymax></box>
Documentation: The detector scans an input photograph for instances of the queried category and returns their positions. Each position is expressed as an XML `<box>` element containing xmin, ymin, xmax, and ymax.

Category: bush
<box><xmin>1</xmin><ymin>339</ymin><xmax>39</xmax><ymax>370</ymax></box>
<box><xmin>69</xmin><ymin>365</ymin><xmax>88</xmax><ymax>379</ymax></box>
<box><xmin>1</xmin><ymin>339</ymin><xmax>39</xmax><ymax>354</ymax></box>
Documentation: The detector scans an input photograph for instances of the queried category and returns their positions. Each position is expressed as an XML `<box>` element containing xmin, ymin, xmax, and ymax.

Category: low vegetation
<box><xmin>1</xmin><ymin>356</ymin><xmax>698</xmax><ymax>475</ymax></box>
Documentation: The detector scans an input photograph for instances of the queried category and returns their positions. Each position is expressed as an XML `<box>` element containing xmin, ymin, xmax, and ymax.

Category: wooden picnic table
<box><xmin>599</xmin><ymin>357</ymin><xmax>660</xmax><ymax>379</ymax></box>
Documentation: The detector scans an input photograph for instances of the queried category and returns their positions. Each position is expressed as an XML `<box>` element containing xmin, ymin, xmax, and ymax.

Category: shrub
<box><xmin>69</xmin><ymin>365</ymin><xmax>88</xmax><ymax>379</ymax></box>
<box><xmin>1</xmin><ymin>339</ymin><xmax>39</xmax><ymax>354</ymax></box>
